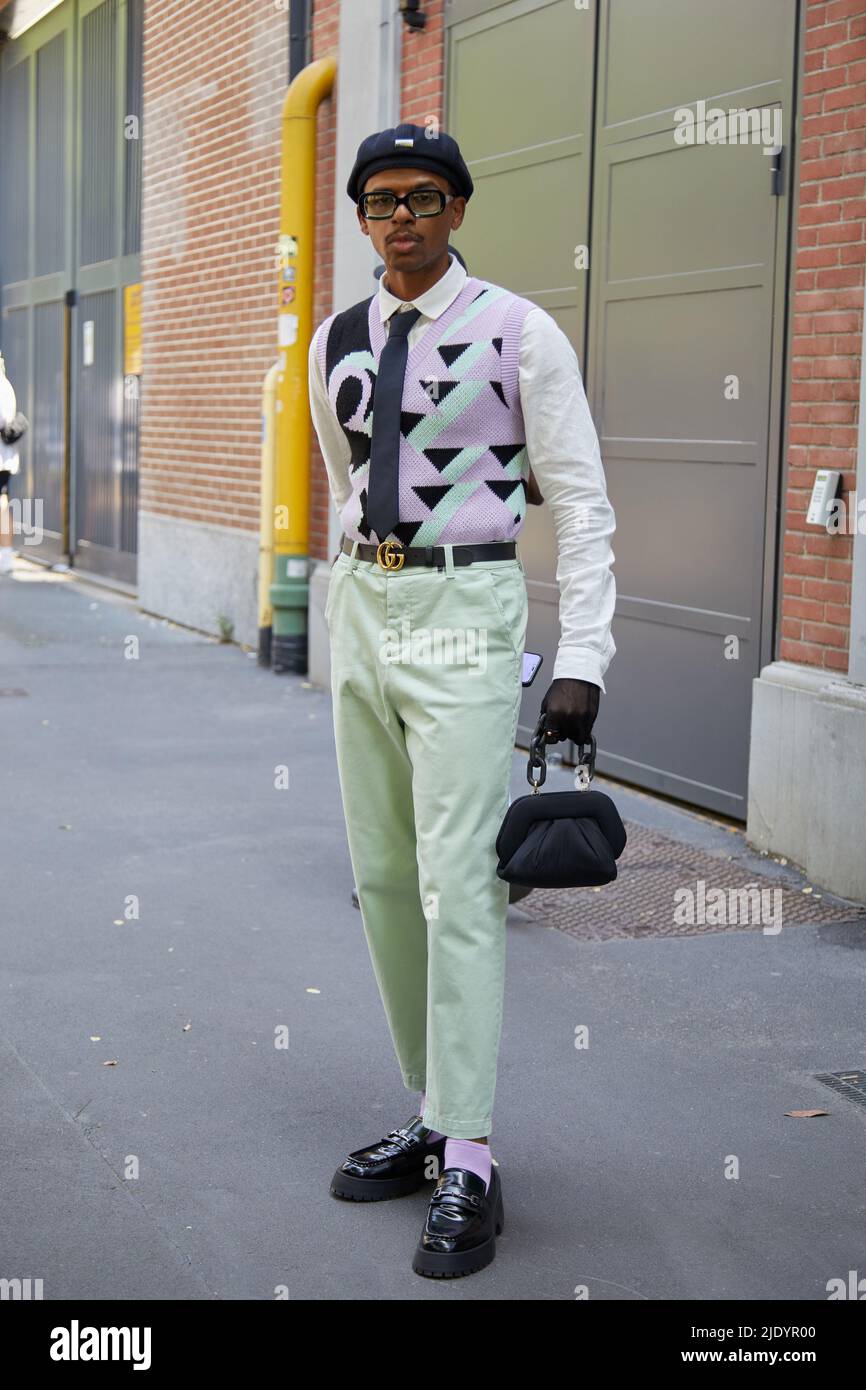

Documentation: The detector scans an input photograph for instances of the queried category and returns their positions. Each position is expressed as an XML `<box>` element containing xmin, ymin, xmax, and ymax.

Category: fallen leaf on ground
<box><xmin>784</xmin><ymin>1109</ymin><xmax>828</xmax><ymax>1118</ymax></box>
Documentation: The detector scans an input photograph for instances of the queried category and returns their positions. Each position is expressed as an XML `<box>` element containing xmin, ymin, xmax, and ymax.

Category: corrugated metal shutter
<box><xmin>33</xmin><ymin>302</ymin><xmax>65</xmax><ymax>537</ymax></box>
<box><xmin>80</xmin><ymin>0</ymin><xmax>116</xmax><ymax>267</ymax></box>
<box><xmin>35</xmin><ymin>31</ymin><xmax>66</xmax><ymax>277</ymax></box>
<box><xmin>75</xmin><ymin>291</ymin><xmax>117</xmax><ymax>549</ymax></box>
<box><xmin>120</xmin><ymin>378</ymin><xmax>139</xmax><ymax>555</ymax></box>
<box><xmin>124</xmin><ymin>0</ymin><xmax>143</xmax><ymax>256</ymax></box>
<box><xmin>0</xmin><ymin>59</ymin><xmax>31</xmax><ymax>285</ymax></box>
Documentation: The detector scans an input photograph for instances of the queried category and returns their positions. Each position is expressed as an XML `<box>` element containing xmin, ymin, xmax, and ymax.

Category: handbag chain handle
<box><xmin>527</xmin><ymin>711</ymin><xmax>597</xmax><ymax>794</ymax></box>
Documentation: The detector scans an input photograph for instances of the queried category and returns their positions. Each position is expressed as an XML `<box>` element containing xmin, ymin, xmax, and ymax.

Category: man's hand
<box><xmin>539</xmin><ymin>678</ymin><xmax>600</xmax><ymax>746</ymax></box>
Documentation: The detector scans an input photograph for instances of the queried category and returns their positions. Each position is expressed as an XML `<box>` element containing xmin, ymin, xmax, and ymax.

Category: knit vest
<box><xmin>316</xmin><ymin>275</ymin><xmax>535</xmax><ymax>546</ymax></box>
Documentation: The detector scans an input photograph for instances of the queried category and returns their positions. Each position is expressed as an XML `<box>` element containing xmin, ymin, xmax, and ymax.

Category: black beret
<box><xmin>347</xmin><ymin>122</ymin><xmax>474</xmax><ymax>203</ymax></box>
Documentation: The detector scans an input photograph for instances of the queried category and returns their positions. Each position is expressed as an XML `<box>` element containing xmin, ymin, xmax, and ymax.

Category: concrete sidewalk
<box><xmin>1</xmin><ymin>557</ymin><xmax>864</xmax><ymax>1301</ymax></box>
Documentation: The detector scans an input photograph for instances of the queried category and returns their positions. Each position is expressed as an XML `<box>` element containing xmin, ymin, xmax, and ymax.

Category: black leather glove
<box><xmin>539</xmin><ymin>678</ymin><xmax>600</xmax><ymax>747</ymax></box>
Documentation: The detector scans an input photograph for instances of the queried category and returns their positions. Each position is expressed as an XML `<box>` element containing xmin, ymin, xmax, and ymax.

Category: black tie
<box><xmin>367</xmin><ymin>306</ymin><xmax>422</xmax><ymax>541</ymax></box>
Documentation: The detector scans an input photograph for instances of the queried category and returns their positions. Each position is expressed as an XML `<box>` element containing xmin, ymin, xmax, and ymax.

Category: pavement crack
<box><xmin>0</xmin><ymin>1032</ymin><xmax>218</xmax><ymax>1299</ymax></box>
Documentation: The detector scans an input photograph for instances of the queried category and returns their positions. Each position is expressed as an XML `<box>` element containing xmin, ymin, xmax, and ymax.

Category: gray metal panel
<box><xmin>121</xmin><ymin>376</ymin><xmax>139</xmax><ymax>554</ymax></box>
<box><xmin>123</xmin><ymin>0</ymin><xmax>143</xmax><ymax>256</ymax></box>
<box><xmin>445</xmin><ymin>0</ymin><xmax>798</xmax><ymax>817</ymax></box>
<box><xmin>602</xmin><ymin>0</ymin><xmax>796</xmax><ymax>129</ymax></box>
<box><xmin>80</xmin><ymin>0</ymin><xmax>117</xmax><ymax>267</ymax></box>
<box><xmin>445</xmin><ymin>0</ymin><xmax>596</xmax><ymax>744</ymax></box>
<box><xmin>75</xmin><ymin>290</ymin><xmax>117</xmax><ymax>550</ymax></box>
<box><xmin>587</xmin><ymin>0</ymin><xmax>798</xmax><ymax>816</ymax></box>
<box><xmin>1</xmin><ymin>0</ymin><xmax>138</xmax><ymax>584</ymax></box>
<box><xmin>0</xmin><ymin>58</ymin><xmax>31</xmax><ymax>286</ymax></box>
<box><xmin>35</xmin><ymin>32</ymin><xmax>66</xmax><ymax>277</ymax></box>
<box><xmin>32</xmin><ymin>300</ymin><xmax>65</xmax><ymax>541</ymax></box>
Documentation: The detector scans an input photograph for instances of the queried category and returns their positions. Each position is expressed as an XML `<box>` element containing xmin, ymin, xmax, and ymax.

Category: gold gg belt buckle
<box><xmin>376</xmin><ymin>539</ymin><xmax>405</xmax><ymax>571</ymax></box>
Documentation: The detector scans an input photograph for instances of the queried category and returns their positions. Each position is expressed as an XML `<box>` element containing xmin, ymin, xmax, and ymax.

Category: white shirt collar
<box><xmin>378</xmin><ymin>252</ymin><xmax>467</xmax><ymax>324</ymax></box>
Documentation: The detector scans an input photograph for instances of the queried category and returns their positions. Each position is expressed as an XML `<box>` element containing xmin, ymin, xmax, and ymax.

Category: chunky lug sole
<box><xmin>330</xmin><ymin>1166</ymin><xmax>432</xmax><ymax>1202</ymax></box>
<box><xmin>412</xmin><ymin>1189</ymin><xmax>505</xmax><ymax>1279</ymax></box>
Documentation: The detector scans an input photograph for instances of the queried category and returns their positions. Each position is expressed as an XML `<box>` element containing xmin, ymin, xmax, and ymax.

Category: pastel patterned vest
<box><xmin>316</xmin><ymin>275</ymin><xmax>535</xmax><ymax>546</ymax></box>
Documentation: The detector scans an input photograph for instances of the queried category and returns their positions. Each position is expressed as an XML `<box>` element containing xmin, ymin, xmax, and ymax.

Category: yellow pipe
<box><xmin>269</xmin><ymin>55</ymin><xmax>336</xmax><ymax>673</ymax></box>
<box><xmin>257</xmin><ymin>360</ymin><xmax>280</xmax><ymax>664</ymax></box>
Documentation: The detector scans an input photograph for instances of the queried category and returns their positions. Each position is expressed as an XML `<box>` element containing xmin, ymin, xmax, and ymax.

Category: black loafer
<box><xmin>330</xmin><ymin>1115</ymin><xmax>446</xmax><ymax>1202</ymax></box>
<box><xmin>412</xmin><ymin>1163</ymin><xmax>504</xmax><ymax>1278</ymax></box>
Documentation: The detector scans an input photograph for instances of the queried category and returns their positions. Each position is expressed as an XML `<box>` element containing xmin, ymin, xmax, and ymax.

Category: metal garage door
<box><xmin>446</xmin><ymin>0</ymin><xmax>798</xmax><ymax>818</ymax></box>
<box><xmin>445</xmin><ymin>0</ymin><xmax>598</xmax><ymax>749</ymax></box>
<box><xmin>0</xmin><ymin>0</ymin><xmax>142</xmax><ymax>585</ymax></box>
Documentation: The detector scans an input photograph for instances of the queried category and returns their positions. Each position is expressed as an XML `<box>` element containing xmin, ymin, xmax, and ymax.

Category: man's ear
<box><xmin>356</xmin><ymin>207</ymin><xmax>370</xmax><ymax>237</ymax></box>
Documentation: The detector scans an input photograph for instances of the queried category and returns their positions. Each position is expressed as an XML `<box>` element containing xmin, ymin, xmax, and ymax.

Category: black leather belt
<box><xmin>340</xmin><ymin>537</ymin><xmax>517</xmax><ymax>571</ymax></box>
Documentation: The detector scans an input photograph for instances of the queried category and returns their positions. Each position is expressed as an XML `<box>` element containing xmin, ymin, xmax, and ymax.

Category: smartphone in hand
<box><xmin>522</xmin><ymin>651</ymin><xmax>543</xmax><ymax>687</ymax></box>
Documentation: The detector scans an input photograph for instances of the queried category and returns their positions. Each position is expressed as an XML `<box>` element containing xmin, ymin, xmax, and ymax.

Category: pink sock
<box><xmin>444</xmin><ymin>1137</ymin><xmax>492</xmax><ymax>1191</ymax></box>
<box><xmin>419</xmin><ymin>1092</ymin><xmax>444</xmax><ymax>1142</ymax></box>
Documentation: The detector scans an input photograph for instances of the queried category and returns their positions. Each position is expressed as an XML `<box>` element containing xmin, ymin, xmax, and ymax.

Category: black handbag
<box><xmin>496</xmin><ymin>712</ymin><xmax>627</xmax><ymax>889</ymax></box>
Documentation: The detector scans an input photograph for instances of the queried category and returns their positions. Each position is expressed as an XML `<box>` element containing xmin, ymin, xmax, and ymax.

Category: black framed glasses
<box><xmin>358</xmin><ymin>188</ymin><xmax>454</xmax><ymax>220</ymax></box>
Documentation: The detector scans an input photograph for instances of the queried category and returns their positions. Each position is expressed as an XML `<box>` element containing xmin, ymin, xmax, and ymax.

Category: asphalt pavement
<box><xmin>2</xmin><ymin>556</ymin><xmax>864</xmax><ymax>1301</ymax></box>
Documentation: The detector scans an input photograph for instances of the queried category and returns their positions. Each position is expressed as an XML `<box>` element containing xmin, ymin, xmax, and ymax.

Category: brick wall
<box><xmin>140</xmin><ymin>0</ymin><xmax>287</xmax><ymax>533</ymax></box>
<box><xmin>140</xmin><ymin>0</ymin><xmax>865</xmax><ymax>647</ymax></box>
<box><xmin>781</xmin><ymin>0</ymin><xmax>866</xmax><ymax>672</ymax></box>
<box><xmin>400</xmin><ymin>0</ymin><xmax>445</xmax><ymax>128</ymax></box>
<box><xmin>140</xmin><ymin>0</ymin><xmax>446</xmax><ymax>562</ymax></box>
<box><xmin>307</xmin><ymin>0</ymin><xmax>446</xmax><ymax>560</ymax></box>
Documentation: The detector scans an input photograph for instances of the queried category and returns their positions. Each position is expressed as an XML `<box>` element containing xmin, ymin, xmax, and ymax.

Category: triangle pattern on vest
<box><xmin>490</xmin><ymin>444</ymin><xmax>524</xmax><ymax>468</ymax></box>
<box><xmin>400</xmin><ymin>410</ymin><xmax>426</xmax><ymax>437</ymax></box>
<box><xmin>438</xmin><ymin>343</ymin><xmax>475</xmax><ymax>369</ymax></box>
<box><xmin>419</xmin><ymin>378</ymin><xmax>461</xmax><ymax>405</ymax></box>
<box><xmin>485</xmin><ymin>479</ymin><xmax>525</xmax><ymax>502</ymax></box>
<box><xmin>392</xmin><ymin>520</ymin><xmax>423</xmax><ymax>547</ymax></box>
<box><xmin>490</xmin><ymin>380</ymin><xmax>507</xmax><ymax>406</ymax></box>
<box><xmin>424</xmin><ymin>447</ymin><xmax>463</xmax><ymax>473</ymax></box>
<box><xmin>358</xmin><ymin>490</ymin><xmax>372</xmax><ymax>540</ymax></box>
<box><xmin>413</xmin><ymin>485</ymin><xmax>452</xmax><ymax>513</ymax></box>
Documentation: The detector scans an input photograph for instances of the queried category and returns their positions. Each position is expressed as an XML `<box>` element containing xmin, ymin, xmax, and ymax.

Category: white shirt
<box><xmin>308</xmin><ymin>254</ymin><xmax>616</xmax><ymax>691</ymax></box>
<box><xmin>0</xmin><ymin>373</ymin><xmax>20</xmax><ymax>475</ymax></box>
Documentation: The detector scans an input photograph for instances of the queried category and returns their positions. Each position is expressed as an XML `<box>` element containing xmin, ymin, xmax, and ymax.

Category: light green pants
<box><xmin>325</xmin><ymin>540</ymin><xmax>528</xmax><ymax>1139</ymax></box>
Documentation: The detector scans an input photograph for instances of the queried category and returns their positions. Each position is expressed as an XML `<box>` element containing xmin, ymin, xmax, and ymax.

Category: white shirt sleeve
<box><xmin>518</xmin><ymin>307</ymin><xmax>617</xmax><ymax>693</ymax></box>
<box><xmin>0</xmin><ymin>375</ymin><xmax>19</xmax><ymax>473</ymax></box>
<box><xmin>0</xmin><ymin>376</ymin><xmax>16</xmax><ymax>428</ymax></box>
<box><xmin>308</xmin><ymin>324</ymin><xmax>353</xmax><ymax>521</ymax></box>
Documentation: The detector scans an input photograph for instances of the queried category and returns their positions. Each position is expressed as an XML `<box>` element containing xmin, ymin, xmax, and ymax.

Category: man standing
<box><xmin>0</xmin><ymin>354</ymin><xmax>25</xmax><ymax>576</ymax></box>
<box><xmin>308</xmin><ymin>124</ymin><xmax>616</xmax><ymax>1279</ymax></box>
